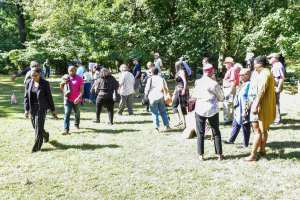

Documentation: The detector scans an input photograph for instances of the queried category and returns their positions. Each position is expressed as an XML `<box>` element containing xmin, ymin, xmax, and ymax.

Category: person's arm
<box><xmin>90</xmin><ymin>84</ymin><xmax>95</xmax><ymax>94</ymax></box>
<box><xmin>252</xmin><ymin>75</ymin><xmax>269</xmax><ymax>114</ymax></box>
<box><xmin>60</xmin><ymin>80</ymin><xmax>67</xmax><ymax>91</ymax></box>
<box><xmin>24</xmin><ymin>81</ymin><xmax>30</xmax><ymax>118</ymax></box>
<box><xmin>179</xmin><ymin>70</ymin><xmax>187</xmax><ymax>95</ymax></box>
<box><xmin>11</xmin><ymin>72</ymin><xmax>23</xmax><ymax>81</ymax></box>
<box><xmin>276</xmin><ymin>76</ymin><xmax>285</xmax><ymax>93</ymax></box>
<box><xmin>45</xmin><ymin>82</ymin><xmax>56</xmax><ymax>116</ymax></box>
<box><xmin>135</xmin><ymin>71</ymin><xmax>140</xmax><ymax>79</ymax></box>
<box><xmin>215</xmin><ymin>84</ymin><xmax>225</xmax><ymax>102</ymax></box>
<box><xmin>74</xmin><ymin>85</ymin><xmax>84</xmax><ymax>104</ymax></box>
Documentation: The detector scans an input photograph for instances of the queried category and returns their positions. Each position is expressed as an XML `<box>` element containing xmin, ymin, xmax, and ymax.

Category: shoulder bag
<box><xmin>112</xmin><ymin>77</ymin><xmax>121</xmax><ymax>103</ymax></box>
<box><xmin>141</xmin><ymin>78</ymin><xmax>152</xmax><ymax>106</ymax></box>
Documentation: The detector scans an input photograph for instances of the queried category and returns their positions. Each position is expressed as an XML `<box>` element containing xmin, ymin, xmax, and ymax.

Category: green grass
<box><xmin>1</xmin><ymin>75</ymin><xmax>300</xmax><ymax>199</ymax></box>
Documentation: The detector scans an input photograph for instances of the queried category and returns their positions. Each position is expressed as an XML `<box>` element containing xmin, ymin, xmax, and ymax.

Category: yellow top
<box><xmin>256</xmin><ymin>68</ymin><xmax>276</xmax><ymax>132</ymax></box>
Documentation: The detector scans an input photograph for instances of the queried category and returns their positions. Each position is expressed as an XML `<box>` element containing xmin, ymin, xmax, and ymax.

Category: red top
<box><xmin>223</xmin><ymin>66</ymin><xmax>239</xmax><ymax>87</ymax></box>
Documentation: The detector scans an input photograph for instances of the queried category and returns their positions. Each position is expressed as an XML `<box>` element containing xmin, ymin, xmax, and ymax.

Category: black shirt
<box><xmin>30</xmin><ymin>86</ymin><xmax>39</xmax><ymax>105</ymax></box>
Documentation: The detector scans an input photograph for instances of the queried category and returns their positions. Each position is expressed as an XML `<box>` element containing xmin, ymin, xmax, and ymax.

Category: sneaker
<box><xmin>237</xmin><ymin>145</ymin><xmax>247</xmax><ymax>149</ymax></box>
<box><xmin>43</xmin><ymin>131</ymin><xmax>49</xmax><ymax>143</ymax></box>
<box><xmin>129</xmin><ymin>113</ymin><xmax>134</xmax><ymax>115</ymax></box>
<box><xmin>117</xmin><ymin>113</ymin><xmax>122</xmax><ymax>116</ymax></box>
<box><xmin>92</xmin><ymin>118</ymin><xmax>100</xmax><ymax>123</ymax></box>
<box><xmin>174</xmin><ymin>121</ymin><xmax>183</xmax><ymax>127</ymax></box>
<box><xmin>134</xmin><ymin>95</ymin><xmax>140</xmax><ymax>98</ymax></box>
<box><xmin>270</xmin><ymin>122</ymin><xmax>283</xmax><ymax>127</ymax></box>
<box><xmin>221</xmin><ymin>121</ymin><xmax>231</xmax><ymax>126</ymax></box>
<box><xmin>222</xmin><ymin>140</ymin><xmax>233</xmax><ymax>144</ymax></box>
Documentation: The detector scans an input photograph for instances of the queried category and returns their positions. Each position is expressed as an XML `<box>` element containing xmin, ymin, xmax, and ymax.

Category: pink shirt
<box><xmin>68</xmin><ymin>74</ymin><xmax>84</xmax><ymax>102</ymax></box>
<box><xmin>223</xmin><ymin>66</ymin><xmax>239</xmax><ymax>87</ymax></box>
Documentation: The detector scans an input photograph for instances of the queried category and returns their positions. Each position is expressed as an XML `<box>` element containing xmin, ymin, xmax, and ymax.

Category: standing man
<box><xmin>179</xmin><ymin>57</ymin><xmax>191</xmax><ymax>78</ymax></box>
<box><xmin>202</xmin><ymin>57</ymin><xmax>216</xmax><ymax>81</ymax></box>
<box><xmin>132</xmin><ymin>58</ymin><xmax>141</xmax><ymax>98</ymax></box>
<box><xmin>43</xmin><ymin>59</ymin><xmax>51</xmax><ymax>79</ymax></box>
<box><xmin>222</xmin><ymin>57</ymin><xmax>239</xmax><ymax>125</ymax></box>
<box><xmin>60</xmin><ymin>65</ymin><xmax>84</xmax><ymax>135</ymax></box>
<box><xmin>154</xmin><ymin>53</ymin><xmax>163</xmax><ymax>76</ymax></box>
<box><xmin>75</xmin><ymin>59</ymin><xmax>85</xmax><ymax>78</ymax></box>
<box><xmin>267</xmin><ymin>53</ymin><xmax>285</xmax><ymax>126</ymax></box>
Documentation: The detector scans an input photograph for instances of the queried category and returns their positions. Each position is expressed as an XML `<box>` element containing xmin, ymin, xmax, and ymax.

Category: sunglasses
<box><xmin>31</xmin><ymin>75</ymin><xmax>39</xmax><ymax>78</ymax></box>
<box><xmin>238</xmin><ymin>74</ymin><xmax>249</xmax><ymax>76</ymax></box>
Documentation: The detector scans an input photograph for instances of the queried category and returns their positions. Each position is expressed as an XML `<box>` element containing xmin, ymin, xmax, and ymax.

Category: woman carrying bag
<box><xmin>144</xmin><ymin>67</ymin><xmax>172</xmax><ymax>132</ymax></box>
<box><xmin>24</xmin><ymin>67</ymin><xmax>57</xmax><ymax>153</ymax></box>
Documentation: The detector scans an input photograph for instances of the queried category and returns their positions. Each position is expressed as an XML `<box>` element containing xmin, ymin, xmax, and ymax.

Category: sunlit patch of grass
<box><xmin>0</xmin><ymin>75</ymin><xmax>300</xmax><ymax>199</ymax></box>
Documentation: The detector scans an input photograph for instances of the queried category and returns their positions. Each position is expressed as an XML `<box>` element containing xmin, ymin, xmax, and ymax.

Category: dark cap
<box><xmin>132</xmin><ymin>58</ymin><xmax>138</xmax><ymax>61</ymax></box>
<box><xmin>179</xmin><ymin>57</ymin><xmax>185</xmax><ymax>61</ymax></box>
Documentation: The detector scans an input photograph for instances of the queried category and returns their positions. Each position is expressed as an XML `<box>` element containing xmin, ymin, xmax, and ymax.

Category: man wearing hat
<box><xmin>154</xmin><ymin>53</ymin><xmax>163</xmax><ymax>76</ymax></box>
<box><xmin>267</xmin><ymin>53</ymin><xmax>285</xmax><ymax>126</ymax></box>
<box><xmin>222</xmin><ymin>57</ymin><xmax>239</xmax><ymax>125</ymax></box>
<box><xmin>179</xmin><ymin>57</ymin><xmax>191</xmax><ymax>77</ymax></box>
<box><xmin>132</xmin><ymin>58</ymin><xmax>141</xmax><ymax>98</ymax></box>
<box><xmin>76</xmin><ymin>59</ymin><xmax>85</xmax><ymax>78</ymax></box>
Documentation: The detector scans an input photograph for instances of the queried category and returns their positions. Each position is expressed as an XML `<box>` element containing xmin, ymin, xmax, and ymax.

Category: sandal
<box><xmin>256</xmin><ymin>152</ymin><xmax>266</xmax><ymax>158</ymax></box>
<box><xmin>240</xmin><ymin>154</ymin><xmax>257</xmax><ymax>161</ymax></box>
<box><xmin>218</xmin><ymin>155</ymin><xmax>225</xmax><ymax>161</ymax></box>
<box><xmin>174</xmin><ymin>121</ymin><xmax>183</xmax><ymax>127</ymax></box>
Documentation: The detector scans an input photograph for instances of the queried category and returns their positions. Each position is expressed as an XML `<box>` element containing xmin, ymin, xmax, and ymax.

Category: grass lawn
<box><xmin>0</xmin><ymin>74</ymin><xmax>300</xmax><ymax>199</ymax></box>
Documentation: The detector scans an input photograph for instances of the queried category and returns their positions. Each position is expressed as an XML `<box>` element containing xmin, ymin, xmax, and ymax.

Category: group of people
<box><xmin>17</xmin><ymin>52</ymin><xmax>284</xmax><ymax>162</ymax></box>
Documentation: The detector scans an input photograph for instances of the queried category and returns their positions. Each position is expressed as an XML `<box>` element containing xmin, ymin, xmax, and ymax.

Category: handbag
<box><xmin>141</xmin><ymin>78</ymin><xmax>152</xmax><ymax>106</ymax></box>
<box><xmin>112</xmin><ymin>77</ymin><xmax>121</xmax><ymax>103</ymax></box>
<box><xmin>163</xmin><ymin>79</ymin><xmax>172</xmax><ymax>105</ymax></box>
<box><xmin>188</xmin><ymin>86</ymin><xmax>196</xmax><ymax>112</ymax></box>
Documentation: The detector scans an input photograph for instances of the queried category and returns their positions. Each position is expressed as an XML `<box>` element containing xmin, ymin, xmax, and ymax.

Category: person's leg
<box><xmin>227</xmin><ymin>119</ymin><xmax>241</xmax><ymax>143</ymax></box>
<box><xmin>126</xmin><ymin>94</ymin><xmax>134</xmax><ymax>114</ymax></box>
<box><xmin>207</xmin><ymin>113</ymin><xmax>223</xmax><ymax>156</ymax></box>
<box><xmin>47</xmin><ymin>69</ymin><xmax>50</xmax><ymax>78</ymax></box>
<box><xmin>157</xmin><ymin>98</ymin><xmax>169</xmax><ymax>127</ymax></box>
<box><xmin>259</xmin><ymin>129</ymin><xmax>268</xmax><ymax>154</ymax></box>
<box><xmin>32</xmin><ymin>105</ymin><xmax>46</xmax><ymax>152</ymax></box>
<box><xmin>95</xmin><ymin>97</ymin><xmax>106</xmax><ymax>120</ymax></box>
<box><xmin>181</xmin><ymin>107</ymin><xmax>187</xmax><ymax>125</ymax></box>
<box><xmin>64</xmin><ymin>101</ymin><xmax>72</xmax><ymax>132</ymax></box>
<box><xmin>90</xmin><ymin>88</ymin><xmax>97</xmax><ymax>104</ymax></box>
<box><xmin>150</xmin><ymin>99</ymin><xmax>160</xmax><ymax>129</ymax></box>
<box><xmin>195</xmin><ymin>113</ymin><xmax>206</xmax><ymax>157</ymax></box>
<box><xmin>117</xmin><ymin>95</ymin><xmax>127</xmax><ymax>115</ymax></box>
<box><xmin>223</xmin><ymin>101</ymin><xmax>231</xmax><ymax>123</ymax></box>
<box><xmin>73</xmin><ymin>102</ymin><xmax>80</xmax><ymax>128</ymax></box>
<box><xmin>172</xmin><ymin>91</ymin><xmax>181</xmax><ymax>124</ymax></box>
<box><xmin>274</xmin><ymin>92</ymin><xmax>282</xmax><ymax>124</ymax></box>
<box><xmin>229</xmin><ymin>88</ymin><xmax>236</xmax><ymax>122</ymax></box>
<box><xmin>106</xmin><ymin>99</ymin><xmax>115</xmax><ymax>124</ymax></box>
<box><xmin>241</xmin><ymin>121</ymin><xmax>261</xmax><ymax>161</ymax></box>
<box><xmin>134</xmin><ymin>78</ymin><xmax>140</xmax><ymax>97</ymax></box>
<box><xmin>242</xmin><ymin>122</ymin><xmax>251</xmax><ymax>147</ymax></box>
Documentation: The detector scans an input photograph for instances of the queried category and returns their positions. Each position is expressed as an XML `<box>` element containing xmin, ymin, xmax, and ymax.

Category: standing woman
<box><xmin>91</xmin><ymin>68</ymin><xmax>119</xmax><ymax>125</ymax></box>
<box><xmin>145</xmin><ymin>67</ymin><xmax>172</xmax><ymax>132</ymax></box>
<box><xmin>172</xmin><ymin>61</ymin><xmax>189</xmax><ymax>127</ymax></box>
<box><xmin>83</xmin><ymin>67</ymin><xmax>92</xmax><ymax>103</ymax></box>
<box><xmin>117</xmin><ymin>64</ymin><xmax>135</xmax><ymax>116</ymax></box>
<box><xmin>24</xmin><ymin>67</ymin><xmax>57</xmax><ymax>153</ymax></box>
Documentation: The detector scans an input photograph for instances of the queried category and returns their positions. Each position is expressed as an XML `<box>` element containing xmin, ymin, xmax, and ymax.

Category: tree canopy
<box><xmin>0</xmin><ymin>0</ymin><xmax>299</xmax><ymax>76</ymax></box>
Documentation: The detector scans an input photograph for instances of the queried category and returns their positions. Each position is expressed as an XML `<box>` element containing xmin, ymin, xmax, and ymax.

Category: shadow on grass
<box><xmin>113</xmin><ymin>120</ymin><xmax>153</xmax><ymax>124</ymax></box>
<box><xmin>83</xmin><ymin>127</ymin><xmax>139</xmax><ymax>134</ymax></box>
<box><xmin>270</xmin><ymin>124</ymin><xmax>300</xmax><ymax>131</ymax></box>
<box><xmin>43</xmin><ymin>140</ymin><xmax>121</xmax><ymax>151</ymax></box>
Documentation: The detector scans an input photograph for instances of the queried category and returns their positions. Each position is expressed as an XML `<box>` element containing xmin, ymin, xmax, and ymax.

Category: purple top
<box><xmin>271</xmin><ymin>61</ymin><xmax>285</xmax><ymax>84</ymax></box>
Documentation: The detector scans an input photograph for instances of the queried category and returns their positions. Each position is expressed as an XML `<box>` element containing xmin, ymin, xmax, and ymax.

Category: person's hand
<box><xmin>275</xmin><ymin>87</ymin><xmax>281</xmax><ymax>93</ymax></box>
<box><xmin>11</xmin><ymin>77</ymin><xmax>16</xmax><ymax>81</ymax></box>
<box><xmin>52</xmin><ymin>111</ymin><xmax>57</xmax><ymax>117</ymax></box>
<box><xmin>90</xmin><ymin>89</ymin><xmax>93</xmax><ymax>94</ymax></box>
<box><xmin>62</xmin><ymin>79</ymin><xmax>68</xmax><ymax>84</ymax></box>
<box><xmin>74</xmin><ymin>97</ymin><xmax>80</xmax><ymax>104</ymax></box>
<box><xmin>252</xmin><ymin>106</ymin><xmax>258</xmax><ymax>115</ymax></box>
<box><xmin>25</xmin><ymin>111</ymin><xmax>29</xmax><ymax>118</ymax></box>
<box><xmin>181</xmin><ymin>90</ymin><xmax>185</xmax><ymax>95</ymax></box>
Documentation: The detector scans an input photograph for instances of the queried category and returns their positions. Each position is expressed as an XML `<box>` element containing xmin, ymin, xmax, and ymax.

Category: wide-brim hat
<box><xmin>224</xmin><ymin>57</ymin><xmax>234</xmax><ymax>63</ymax></box>
<box><xmin>267</xmin><ymin>53</ymin><xmax>279</xmax><ymax>59</ymax></box>
<box><xmin>245</xmin><ymin>53</ymin><xmax>255</xmax><ymax>61</ymax></box>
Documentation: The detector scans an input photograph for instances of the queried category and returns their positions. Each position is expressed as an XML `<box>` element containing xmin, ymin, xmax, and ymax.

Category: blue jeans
<box><xmin>150</xmin><ymin>97</ymin><xmax>169</xmax><ymax>128</ymax></box>
<box><xmin>90</xmin><ymin>88</ymin><xmax>97</xmax><ymax>104</ymax></box>
<box><xmin>45</xmin><ymin>69</ymin><xmax>50</xmax><ymax>78</ymax></box>
<box><xmin>64</xmin><ymin>100</ymin><xmax>80</xmax><ymax>131</ymax></box>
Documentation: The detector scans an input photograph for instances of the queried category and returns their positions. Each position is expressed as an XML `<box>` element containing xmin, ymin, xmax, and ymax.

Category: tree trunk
<box><xmin>16</xmin><ymin>2</ymin><xmax>26</xmax><ymax>46</ymax></box>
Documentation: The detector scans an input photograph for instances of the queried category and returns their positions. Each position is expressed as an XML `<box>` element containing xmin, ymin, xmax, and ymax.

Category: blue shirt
<box><xmin>21</xmin><ymin>66</ymin><xmax>31</xmax><ymax>75</ymax></box>
<box><xmin>184</xmin><ymin>62</ymin><xmax>191</xmax><ymax>76</ymax></box>
<box><xmin>76</xmin><ymin>66</ymin><xmax>85</xmax><ymax>77</ymax></box>
<box><xmin>133</xmin><ymin>64</ymin><xmax>141</xmax><ymax>79</ymax></box>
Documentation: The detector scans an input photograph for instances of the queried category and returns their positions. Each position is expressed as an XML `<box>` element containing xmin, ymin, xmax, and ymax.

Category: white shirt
<box><xmin>154</xmin><ymin>58</ymin><xmax>163</xmax><ymax>73</ymax></box>
<box><xmin>145</xmin><ymin>75</ymin><xmax>167</xmax><ymax>101</ymax></box>
<box><xmin>119</xmin><ymin>71</ymin><xmax>135</xmax><ymax>96</ymax></box>
<box><xmin>83</xmin><ymin>72</ymin><xmax>92</xmax><ymax>83</ymax></box>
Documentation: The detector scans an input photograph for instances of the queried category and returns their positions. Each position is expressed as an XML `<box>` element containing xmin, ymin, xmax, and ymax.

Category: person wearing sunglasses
<box><xmin>222</xmin><ymin>68</ymin><xmax>252</xmax><ymax>148</ymax></box>
<box><xmin>240</xmin><ymin>56</ymin><xmax>276</xmax><ymax>161</ymax></box>
<box><xmin>24</xmin><ymin>66</ymin><xmax>57</xmax><ymax>153</ymax></box>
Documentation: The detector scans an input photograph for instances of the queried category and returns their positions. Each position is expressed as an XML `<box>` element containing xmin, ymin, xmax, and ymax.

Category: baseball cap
<box><xmin>75</xmin><ymin>59</ymin><xmax>82</xmax><ymax>64</ymax></box>
<box><xmin>267</xmin><ymin>53</ymin><xmax>279</xmax><ymax>59</ymax></box>
<box><xmin>132</xmin><ymin>58</ymin><xmax>138</xmax><ymax>61</ymax></box>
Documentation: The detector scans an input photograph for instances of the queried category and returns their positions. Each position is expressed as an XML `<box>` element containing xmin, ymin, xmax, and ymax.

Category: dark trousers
<box><xmin>275</xmin><ymin>92</ymin><xmax>282</xmax><ymax>123</ymax></box>
<box><xmin>172</xmin><ymin>90</ymin><xmax>187</xmax><ymax>115</ymax></box>
<box><xmin>228</xmin><ymin>119</ymin><xmax>251</xmax><ymax>146</ymax></box>
<box><xmin>96</xmin><ymin>96</ymin><xmax>115</xmax><ymax>124</ymax></box>
<box><xmin>195</xmin><ymin>112</ymin><xmax>222</xmax><ymax>155</ymax></box>
<box><xmin>30</xmin><ymin>104</ymin><xmax>47</xmax><ymax>152</ymax></box>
